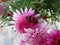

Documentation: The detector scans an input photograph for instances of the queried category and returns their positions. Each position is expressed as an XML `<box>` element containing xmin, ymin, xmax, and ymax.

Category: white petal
<box><xmin>13</xmin><ymin>12</ymin><xmax>17</xmax><ymax>17</ymax></box>
<box><xmin>12</xmin><ymin>17</ymin><xmax>17</xmax><ymax>20</ymax></box>
<box><xmin>13</xmin><ymin>12</ymin><xmax>21</xmax><ymax>18</ymax></box>
<box><xmin>13</xmin><ymin>12</ymin><xmax>17</xmax><ymax>16</ymax></box>
<box><xmin>13</xmin><ymin>12</ymin><xmax>18</xmax><ymax>20</ymax></box>
<box><xmin>20</xmin><ymin>8</ymin><xmax>24</xmax><ymax>14</ymax></box>
<box><xmin>24</xmin><ymin>28</ymin><xmax>34</xmax><ymax>33</ymax></box>
<box><xmin>9</xmin><ymin>21</ymin><xmax>15</xmax><ymax>24</ymax></box>
<box><xmin>16</xmin><ymin>9</ymin><xmax>21</xmax><ymax>15</ymax></box>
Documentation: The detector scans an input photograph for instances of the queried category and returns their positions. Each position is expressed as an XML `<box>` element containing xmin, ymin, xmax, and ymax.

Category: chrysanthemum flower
<box><xmin>13</xmin><ymin>7</ymin><xmax>42</xmax><ymax>33</ymax></box>
<box><xmin>48</xmin><ymin>30</ymin><xmax>60</xmax><ymax>45</ymax></box>
<box><xmin>19</xmin><ymin>23</ymin><xmax>50</xmax><ymax>45</ymax></box>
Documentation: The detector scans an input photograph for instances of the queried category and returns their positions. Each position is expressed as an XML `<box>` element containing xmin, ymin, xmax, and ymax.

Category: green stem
<box><xmin>0</xmin><ymin>18</ymin><xmax>7</xmax><ymax>25</ymax></box>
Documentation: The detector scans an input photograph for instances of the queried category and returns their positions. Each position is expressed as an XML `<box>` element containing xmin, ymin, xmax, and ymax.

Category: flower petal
<box><xmin>28</xmin><ymin>8</ymin><xmax>32</xmax><ymax>13</ymax></box>
<box><xmin>21</xmin><ymin>33</ymin><xmax>31</xmax><ymax>41</ymax></box>
<box><xmin>24</xmin><ymin>7</ymin><xmax>28</xmax><ymax>14</ymax></box>
<box><xmin>34</xmin><ymin>14</ymin><xmax>40</xmax><ymax>18</ymax></box>
<box><xmin>13</xmin><ymin>12</ymin><xmax>18</xmax><ymax>20</ymax></box>
<box><xmin>16</xmin><ymin>9</ymin><xmax>21</xmax><ymax>15</ymax></box>
<box><xmin>38</xmin><ymin>20</ymin><xmax>43</xmax><ymax>23</ymax></box>
<box><xmin>20</xmin><ymin>8</ymin><xmax>24</xmax><ymax>14</ymax></box>
<box><xmin>28</xmin><ymin>10</ymin><xmax>35</xmax><ymax>16</ymax></box>
<box><xmin>24</xmin><ymin>28</ymin><xmax>34</xmax><ymax>33</ymax></box>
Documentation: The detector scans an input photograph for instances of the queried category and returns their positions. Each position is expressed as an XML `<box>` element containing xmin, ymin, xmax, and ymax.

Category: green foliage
<box><xmin>2</xmin><ymin>0</ymin><xmax>60</xmax><ymax>24</ymax></box>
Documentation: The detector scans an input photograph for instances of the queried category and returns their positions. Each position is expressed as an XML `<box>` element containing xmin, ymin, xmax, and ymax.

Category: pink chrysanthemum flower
<box><xmin>0</xmin><ymin>5</ymin><xmax>4</xmax><ymax>16</ymax></box>
<box><xmin>13</xmin><ymin>7</ymin><xmax>42</xmax><ymax>33</ymax></box>
<box><xmin>48</xmin><ymin>30</ymin><xmax>60</xmax><ymax>45</ymax></box>
<box><xmin>19</xmin><ymin>23</ymin><xmax>50</xmax><ymax>45</ymax></box>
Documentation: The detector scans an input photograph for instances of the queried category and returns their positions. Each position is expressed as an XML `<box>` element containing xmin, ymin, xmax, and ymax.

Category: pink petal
<box><xmin>28</xmin><ymin>8</ymin><xmax>32</xmax><ymax>13</ymax></box>
<box><xmin>27</xmin><ymin>8</ymin><xmax>35</xmax><ymax>16</ymax></box>
<box><xmin>38</xmin><ymin>20</ymin><xmax>43</xmax><ymax>23</ymax></box>
<box><xmin>19</xmin><ymin>40</ymin><xmax>24</xmax><ymax>45</ymax></box>
<box><xmin>35</xmin><ymin>28</ymin><xmax>40</xmax><ymax>32</ymax></box>
<box><xmin>50</xmin><ymin>30</ymin><xmax>57</xmax><ymax>37</ymax></box>
<box><xmin>34</xmin><ymin>14</ymin><xmax>40</xmax><ymax>18</ymax></box>
<box><xmin>24</xmin><ymin>7</ymin><xmax>28</xmax><ymax>13</ymax></box>
<box><xmin>28</xmin><ymin>10</ymin><xmax>35</xmax><ymax>16</ymax></box>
